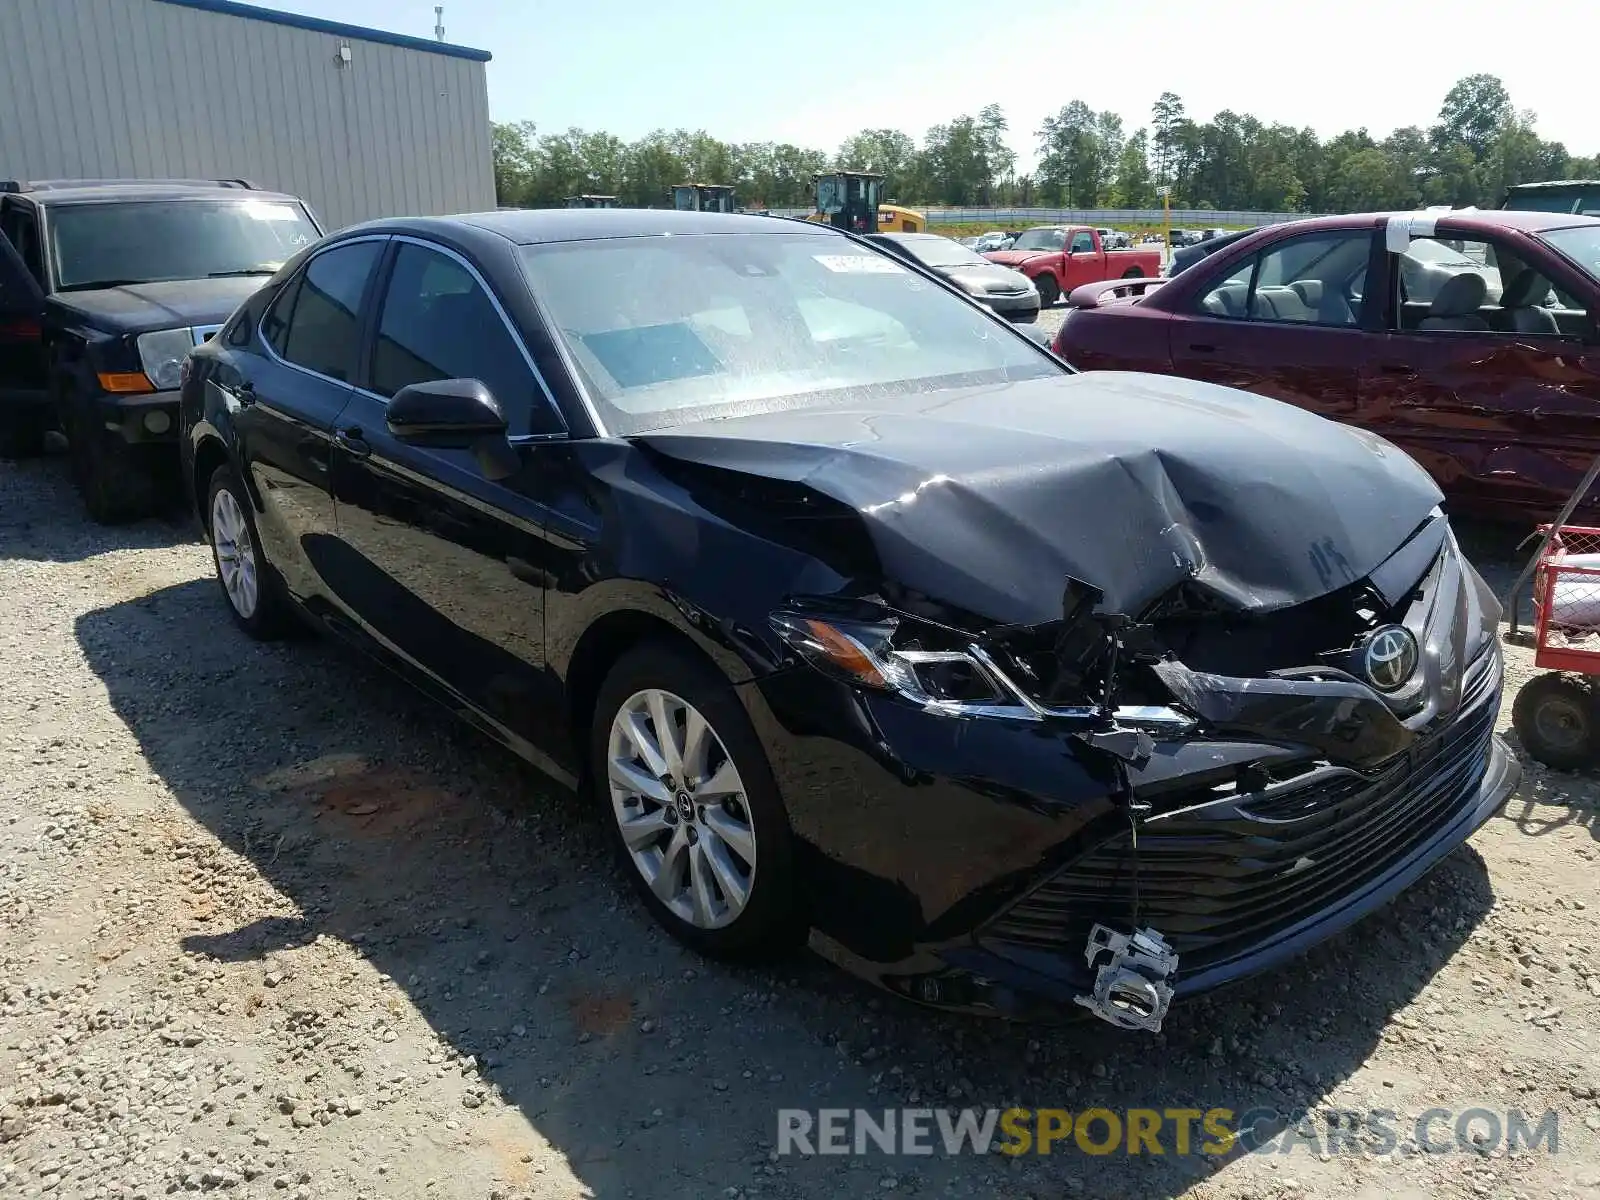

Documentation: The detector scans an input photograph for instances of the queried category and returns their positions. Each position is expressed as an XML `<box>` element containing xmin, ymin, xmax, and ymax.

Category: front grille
<box><xmin>982</xmin><ymin>650</ymin><xmax>1500</xmax><ymax>977</ymax></box>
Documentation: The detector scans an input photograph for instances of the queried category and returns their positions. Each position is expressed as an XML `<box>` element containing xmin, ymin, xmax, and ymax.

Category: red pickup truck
<box><xmin>984</xmin><ymin>227</ymin><xmax>1162</xmax><ymax>307</ymax></box>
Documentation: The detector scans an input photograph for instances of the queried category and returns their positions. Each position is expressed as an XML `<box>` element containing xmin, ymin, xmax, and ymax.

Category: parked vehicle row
<box><xmin>983</xmin><ymin>225</ymin><xmax>1161</xmax><ymax>307</ymax></box>
<box><xmin>864</xmin><ymin>232</ymin><xmax>1040</xmax><ymax>322</ymax></box>
<box><xmin>1055</xmin><ymin>208</ymin><xmax>1600</xmax><ymax>522</ymax></box>
<box><xmin>0</xmin><ymin>178</ymin><xmax>322</xmax><ymax>520</ymax></box>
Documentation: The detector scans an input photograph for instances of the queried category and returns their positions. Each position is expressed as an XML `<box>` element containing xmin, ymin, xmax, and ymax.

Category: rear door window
<box><xmin>1396</xmin><ymin>235</ymin><xmax>1589</xmax><ymax>337</ymax></box>
<box><xmin>277</xmin><ymin>241</ymin><xmax>382</xmax><ymax>381</ymax></box>
<box><xmin>0</xmin><ymin>203</ymin><xmax>45</xmax><ymax>316</ymax></box>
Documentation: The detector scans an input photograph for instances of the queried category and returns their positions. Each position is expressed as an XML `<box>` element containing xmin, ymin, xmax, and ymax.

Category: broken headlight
<box><xmin>768</xmin><ymin>612</ymin><xmax>1008</xmax><ymax>709</ymax></box>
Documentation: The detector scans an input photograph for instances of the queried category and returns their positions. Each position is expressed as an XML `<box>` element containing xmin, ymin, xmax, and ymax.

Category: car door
<box><xmin>1167</xmin><ymin>226</ymin><xmax>1380</xmax><ymax>421</ymax></box>
<box><xmin>1063</xmin><ymin>230</ymin><xmax>1102</xmax><ymax>291</ymax></box>
<box><xmin>0</xmin><ymin>201</ymin><xmax>48</xmax><ymax>405</ymax></box>
<box><xmin>237</xmin><ymin>236</ymin><xmax>386</xmax><ymax>607</ymax></box>
<box><xmin>327</xmin><ymin>237</ymin><xmax>568</xmax><ymax>750</ymax></box>
<box><xmin>1357</xmin><ymin>226</ymin><xmax>1600</xmax><ymax>519</ymax></box>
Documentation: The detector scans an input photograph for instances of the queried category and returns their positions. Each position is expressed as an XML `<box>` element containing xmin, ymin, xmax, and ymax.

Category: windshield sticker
<box><xmin>241</xmin><ymin>201</ymin><xmax>303</xmax><ymax>223</ymax></box>
<box><xmin>814</xmin><ymin>254</ymin><xmax>905</xmax><ymax>274</ymax></box>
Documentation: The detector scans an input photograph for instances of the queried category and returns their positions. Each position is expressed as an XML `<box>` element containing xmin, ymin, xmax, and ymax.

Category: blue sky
<box><xmin>263</xmin><ymin>0</ymin><xmax>1595</xmax><ymax>169</ymax></box>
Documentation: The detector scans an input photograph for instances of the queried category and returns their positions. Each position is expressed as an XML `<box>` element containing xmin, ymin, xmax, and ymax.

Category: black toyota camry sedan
<box><xmin>179</xmin><ymin>209</ymin><xmax>1519</xmax><ymax>1032</ymax></box>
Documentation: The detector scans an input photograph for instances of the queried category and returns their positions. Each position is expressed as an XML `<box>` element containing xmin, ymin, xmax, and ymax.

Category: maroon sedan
<box><xmin>1054</xmin><ymin>209</ymin><xmax>1600</xmax><ymax>523</ymax></box>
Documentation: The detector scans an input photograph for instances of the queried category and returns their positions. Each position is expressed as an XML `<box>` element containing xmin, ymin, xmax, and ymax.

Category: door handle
<box><xmin>1188</xmin><ymin>343</ymin><xmax>1218</xmax><ymax>354</ymax></box>
<box><xmin>335</xmin><ymin>426</ymin><xmax>371</xmax><ymax>457</ymax></box>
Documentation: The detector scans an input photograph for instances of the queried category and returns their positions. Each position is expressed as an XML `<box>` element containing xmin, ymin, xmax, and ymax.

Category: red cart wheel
<box><xmin>1512</xmin><ymin>673</ymin><xmax>1600</xmax><ymax>771</ymax></box>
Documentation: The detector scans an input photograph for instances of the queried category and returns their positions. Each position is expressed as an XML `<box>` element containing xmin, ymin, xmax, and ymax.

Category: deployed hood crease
<box><xmin>637</xmin><ymin>372</ymin><xmax>1443</xmax><ymax>626</ymax></box>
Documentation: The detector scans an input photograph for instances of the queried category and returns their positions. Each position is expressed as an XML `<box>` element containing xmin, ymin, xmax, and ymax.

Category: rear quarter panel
<box><xmin>1052</xmin><ymin>304</ymin><xmax>1173</xmax><ymax>372</ymax></box>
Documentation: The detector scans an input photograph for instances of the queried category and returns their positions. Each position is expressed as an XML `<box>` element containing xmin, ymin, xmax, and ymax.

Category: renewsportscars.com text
<box><xmin>776</xmin><ymin>1107</ymin><xmax>1561</xmax><ymax>1158</ymax></box>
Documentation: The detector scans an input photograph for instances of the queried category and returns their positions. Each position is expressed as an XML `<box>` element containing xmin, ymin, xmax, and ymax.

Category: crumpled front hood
<box><xmin>637</xmin><ymin>371</ymin><xmax>1443</xmax><ymax>626</ymax></box>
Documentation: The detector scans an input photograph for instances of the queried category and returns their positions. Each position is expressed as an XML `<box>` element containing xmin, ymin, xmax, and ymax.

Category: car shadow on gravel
<box><xmin>0</xmin><ymin>456</ymin><xmax>195</xmax><ymax>562</ymax></box>
<box><xmin>77</xmin><ymin>578</ymin><xmax>1499</xmax><ymax>1200</ymax></box>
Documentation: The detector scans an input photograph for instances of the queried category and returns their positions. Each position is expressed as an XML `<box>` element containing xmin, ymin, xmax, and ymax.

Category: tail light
<box><xmin>0</xmin><ymin>317</ymin><xmax>42</xmax><ymax>340</ymax></box>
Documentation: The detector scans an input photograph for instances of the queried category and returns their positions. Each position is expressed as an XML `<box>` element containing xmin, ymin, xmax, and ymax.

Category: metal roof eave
<box><xmin>150</xmin><ymin>0</ymin><xmax>492</xmax><ymax>62</ymax></box>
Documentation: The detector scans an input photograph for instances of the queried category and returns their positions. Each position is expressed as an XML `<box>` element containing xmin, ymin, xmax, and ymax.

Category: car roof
<box><xmin>1264</xmin><ymin>209</ymin><xmax>1600</xmax><ymax>236</ymax></box>
<box><xmin>1505</xmin><ymin>179</ymin><xmax>1600</xmax><ymax>191</ymax></box>
<box><xmin>347</xmin><ymin>208</ymin><xmax>842</xmax><ymax>246</ymax></box>
<box><xmin>26</xmin><ymin>183</ymin><xmax>304</xmax><ymax>206</ymax></box>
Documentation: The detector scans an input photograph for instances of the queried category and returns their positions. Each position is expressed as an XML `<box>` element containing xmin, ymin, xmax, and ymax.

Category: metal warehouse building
<box><xmin>0</xmin><ymin>0</ymin><xmax>495</xmax><ymax>229</ymax></box>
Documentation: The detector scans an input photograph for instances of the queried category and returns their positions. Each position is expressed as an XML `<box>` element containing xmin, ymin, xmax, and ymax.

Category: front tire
<box><xmin>67</xmin><ymin>408</ymin><xmax>160</xmax><ymax>524</ymax></box>
<box><xmin>590</xmin><ymin>641</ymin><xmax>800</xmax><ymax>960</ymax></box>
<box><xmin>206</xmin><ymin>464</ymin><xmax>290</xmax><ymax>639</ymax></box>
<box><xmin>1512</xmin><ymin>672</ymin><xmax>1600</xmax><ymax>770</ymax></box>
<box><xmin>1034</xmin><ymin>273</ymin><xmax>1060</xmax><ymax>308</ymax></box>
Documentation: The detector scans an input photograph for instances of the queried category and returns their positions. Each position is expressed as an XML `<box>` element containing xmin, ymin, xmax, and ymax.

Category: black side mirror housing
<box><xmin>386</xmin><ymin>378</ymin><xmax>508</xmax><ymax>447</ymax></box>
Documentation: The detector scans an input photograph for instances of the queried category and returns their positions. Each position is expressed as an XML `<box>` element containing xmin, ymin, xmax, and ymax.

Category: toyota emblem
<box><xmin>1360</xmin><ymin>625</ymin><xmax>1419</xmax><ymax>692</ymax></box>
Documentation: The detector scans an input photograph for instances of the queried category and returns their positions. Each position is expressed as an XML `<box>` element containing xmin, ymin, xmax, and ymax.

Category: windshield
<box><xmin>517</xmin><ymin>232</ymin><xmax>1058</xmax><ymax>435</ymax></box>
<box><xmin>49</xmin><ymin>199</ymin><xmax>319</xmax><ymax>290</ymax></box>
<box><xmin>1540</xmin><ymin>225</ymin><xmax>1600</xmax><ymax>285</ymax></box>
<box><xmin>1010</xmin><ymin>228</ymin><xmax>1066</xmax><ymax>251</ymax></box>
<box><xmin>898</xmin><ymin>236</ymin><xmax>990</xmax><ymax>268</ymax></box>
<box><xmin>1505</xmin><ymin>188</ymin><xmax>1600</xmax><ymax>217</ymax></box>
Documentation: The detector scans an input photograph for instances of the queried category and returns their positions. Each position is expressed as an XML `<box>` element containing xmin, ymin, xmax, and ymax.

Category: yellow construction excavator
<box><xmin>806</xmin><ymin>171</ymin><xmax>925</xmax><ymax>234</ymax></box>
<box><xmin>671</xmin><ymin>183</ymin><xmax>736</xmax><ymax>213</ymax></box>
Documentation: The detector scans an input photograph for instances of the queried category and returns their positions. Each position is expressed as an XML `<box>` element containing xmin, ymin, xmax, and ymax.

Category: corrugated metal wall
<box><xmin>0</xmin><ymin>0</ymin><xmax>495</xmax><ymax>229</ymax></box>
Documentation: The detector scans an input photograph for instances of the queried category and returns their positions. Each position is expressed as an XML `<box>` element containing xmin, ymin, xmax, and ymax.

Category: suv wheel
<box><xmin>206</xmin><ymin>464</ymin><xmax>289</xmax><ymax>639</ymax></box>
<box><xmin>67</xmin><ymin>410</ymin><xmax>159</xmax><ymax>524</ymax></box>
<box><xmin>0</xmin><ymin>409</ymin><xmax>47</xmax><ymax>460</ymax></box>
<box><xmin>590</xmin><ymin>641</ymin><xmax>800</xmax><ymax>960</ymax></box>
<box><xmin>1034</xmin><ymin>273</ymin><xmax>1060</xmax><ymax>308</ymax></box>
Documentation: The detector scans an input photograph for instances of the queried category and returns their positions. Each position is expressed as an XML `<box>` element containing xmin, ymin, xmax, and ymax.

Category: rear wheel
<box><xmin>1121</xmin><ymin>267</ymin><xmax>1145</xmax><ymax>279</ymax></box>
<box><xmin>1034</xmin><ymin>273</ymin><xmax>1060</xmax><ymax>308</ymax></box>
<box><xmin>590</xmin><ymin>641</ymin><xmax>800</xmax><ymax>960</ymax></box>
<box><xmin>206</xmin><ymin>464</ymin><xmax>290</xmax><ymax>639</ymax></box>
<box><xmin>1512</xmin><ymin>672</ymin><xmax>1600</xmax><ymax>770</ymax></box>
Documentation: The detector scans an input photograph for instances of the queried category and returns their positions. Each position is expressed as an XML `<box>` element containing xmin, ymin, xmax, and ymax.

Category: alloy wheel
<box><xmin>606</xmin><ymin>688</ymin><xmax>757</xmax><ymax>930</ymax></box>
<box><xmin>211</xmin><ymin>487</ymin><xmax>259</xmax><ymax>620</ymax></box>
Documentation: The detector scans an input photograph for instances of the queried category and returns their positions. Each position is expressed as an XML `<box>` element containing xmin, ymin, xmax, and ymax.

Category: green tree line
<box><xmin>493</xmin><ymin>74</ymin><xmax>1594</xmax><ymax>213</ymax></box>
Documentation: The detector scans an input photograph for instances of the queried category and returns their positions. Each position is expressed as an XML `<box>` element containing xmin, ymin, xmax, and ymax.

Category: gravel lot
<box><xmin>2</xmin><ymin>449</ymin><xmax>1599</xmax><ymax>1200</ymax></box>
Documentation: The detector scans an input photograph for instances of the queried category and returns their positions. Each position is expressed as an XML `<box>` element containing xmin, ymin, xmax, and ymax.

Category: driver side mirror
<box><xmin>387</xmin><ymin>378</ymin><xmax>508</xmax><ymax>448</ymax></box>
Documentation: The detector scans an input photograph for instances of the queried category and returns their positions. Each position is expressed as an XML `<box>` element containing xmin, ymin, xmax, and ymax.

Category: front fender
<box><xmin>546</xmin><ymin>576</ymin><xmax>777</xmax><ymax>687</ymax></box>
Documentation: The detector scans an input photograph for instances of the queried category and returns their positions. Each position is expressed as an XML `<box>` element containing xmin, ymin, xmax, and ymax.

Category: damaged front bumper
<box><xmin>765</xmin><ymin>656</ymin><xmax>1516</xmax><ymax>1028</ymax></box>
<box><xmin>748</xmin><ymin>522</ymin><xmax>1518</xmax><ymax>1032</ymax></box>
<box><xmin>978</xmin><ymin>648</ymin><xmax>1516</xmax><ymax>1011</ymax></box>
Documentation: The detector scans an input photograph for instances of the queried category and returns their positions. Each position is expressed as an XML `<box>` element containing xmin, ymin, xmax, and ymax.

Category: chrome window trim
<box><xmin>387</xmin><ymin>234</ymin><xmax>572</xmax><ymax>436</ymax></box>
<box><xmin>258</xmin><ymin>233</ymin><xmax>391</xmax><ymax>389</ymax></box>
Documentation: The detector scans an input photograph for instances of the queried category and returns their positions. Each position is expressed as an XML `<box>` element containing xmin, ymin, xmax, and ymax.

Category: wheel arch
<box><xmin>190</xmin><ymin>434</ymin><xmax>231</xmax><ymax>529</ymax></box>
<box><xmin>563</xmin><ymin>608</ymin><xmax>730</xmax><ymax>775</ymax></box>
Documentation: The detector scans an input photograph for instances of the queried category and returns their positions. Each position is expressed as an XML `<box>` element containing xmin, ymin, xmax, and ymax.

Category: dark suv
<box><xmin>0</xmin><ymin>178</ymin><xmax>322</xmax><ymax>521</ymax></box>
